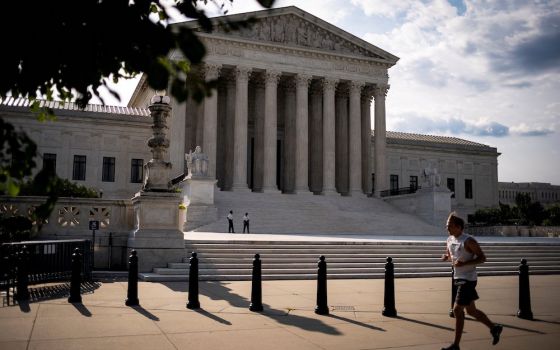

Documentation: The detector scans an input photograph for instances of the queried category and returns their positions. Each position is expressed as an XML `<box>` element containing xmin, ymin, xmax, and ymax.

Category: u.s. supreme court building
<box><xmin>1</xmin><ymin>6</ymin><xmax>500</xmax><ymax>224</ymax></box>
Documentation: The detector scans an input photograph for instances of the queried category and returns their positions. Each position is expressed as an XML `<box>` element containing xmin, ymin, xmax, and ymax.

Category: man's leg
<box><xmin>465</xmin><ymin>301</ymin><xmax>494</xmax><ymax>329</ymax></box>
<box><xmin>453</xmin><ymin>303</ymin><xmax>466</xmax><ymax>346</ymax></box>
<box><xmin>466</xmin><ymin>302</ymin><xmax>503</xmax><ymax>345</ymax></box>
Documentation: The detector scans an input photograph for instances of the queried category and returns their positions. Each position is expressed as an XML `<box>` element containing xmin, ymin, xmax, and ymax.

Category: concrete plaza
<box><xmin>1</xmin><ymin>275</ymin><xmax>559</xmax><ymax>349</ymax></box>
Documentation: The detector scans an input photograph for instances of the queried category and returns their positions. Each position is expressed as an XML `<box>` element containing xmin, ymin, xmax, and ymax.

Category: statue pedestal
<box><xmin>128</xmin><ymin>191</ymin><xmax>185</xmax><ymax>272</ymax></box>
<box><xmin>182</xmin><ymin>177</ymin><xmax>218</xmax><ymax>230</ymax></box>
<box><xmin>415</xmin><ymin>187</ymin><xmax>452</xmax><ymax>227</ymax></box>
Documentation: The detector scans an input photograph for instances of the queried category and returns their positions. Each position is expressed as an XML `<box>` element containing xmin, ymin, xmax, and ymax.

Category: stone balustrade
<box><xmin>1</xmin><ymin>196</ymin><xmax>134</xmax><ymax>269</ymax></box>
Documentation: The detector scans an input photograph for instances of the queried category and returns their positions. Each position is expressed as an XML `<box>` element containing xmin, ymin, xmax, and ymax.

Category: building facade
<box><xmin>1</xmin><ymin>7</ymin><xmax>500</xmax><ymax>218</ymax></box>
<box><xmin>499</xmin><ymin>182</ymin><xmax>560</xmax><ymax>206</ymax></box>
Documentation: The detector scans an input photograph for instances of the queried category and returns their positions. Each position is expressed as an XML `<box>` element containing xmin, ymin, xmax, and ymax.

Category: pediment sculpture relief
<box><xmin>212</xmin><ymin>14</ymin><xmax>384</xmax><ymax>59</ymax></box>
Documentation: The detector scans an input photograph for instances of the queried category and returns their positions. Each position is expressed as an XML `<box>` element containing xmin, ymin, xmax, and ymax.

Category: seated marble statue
<box><xmin>185</xmin><ymin>146</ymin><xmax>209</xmax><ymax>178</ymax></box>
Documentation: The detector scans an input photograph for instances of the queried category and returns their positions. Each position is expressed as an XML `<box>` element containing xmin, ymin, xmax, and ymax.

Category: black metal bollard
<box><xmin>249</xmin><ymin>254</ymin><xmax>263</xmax><ymax>312</ymax></box>
<box><xmin>15</xmin><ymin>246</ymin><xmax>30</xmax><ymax>302</ymax></box>
<box><xmin>449</xmin><ymin>267</ymin><xmax>457</xmax><ymax>318</ymax></box>
<box><xmin>186</xmin><ymin>252</ymin><xmax>200</xmax><ymax>309</ymax></box>
<box><xmin>125</xmin><ymin>250</ymin><xmax>139</xmax><ymax>306</ymax></box>
<box><xmin>68</xmin><ymin>248</ymin><xmax>82</xmax><ymax>303</ymax></box>
<box><xmin>315</xmin><ymin>255</ymin><xmax>329</xmax><ymax>315</ymax></box>
<box><xmin>517</xmin><ymin>259</ymin><xmax>534</xmax><ymax>320</ymax></box>
<box><xmin>382</xmin><ymin>257</ymin><xmax>397</xmax><ymax>317</ymax></box>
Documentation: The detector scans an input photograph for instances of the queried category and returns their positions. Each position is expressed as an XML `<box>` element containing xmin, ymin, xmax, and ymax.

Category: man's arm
<box><xmin>455</xmin><ymin>238</ymin><xmax>487</xmax><ymax>267</ymax></box>
<box><xmin>441</xmin><ymin>246</ymin><xmax>451</xmax><ymax>262</ymax></box>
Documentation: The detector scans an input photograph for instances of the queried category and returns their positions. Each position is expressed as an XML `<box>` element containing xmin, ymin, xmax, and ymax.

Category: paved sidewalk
<box><xmin>1</xmin><ymin>275</ymin><xmax>559</xmax><ymax>349</ymax></box>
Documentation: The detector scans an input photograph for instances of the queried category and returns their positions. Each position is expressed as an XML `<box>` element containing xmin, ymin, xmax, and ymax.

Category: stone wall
<box><xmin>1</xmin><ymin>196</ymin><xmax>134</xmax><ymax>269</ymax></box>
<box><xmin>466</xmin><ymin>225</ymin><xmax>560</xmax><ymax>237</ymax></box>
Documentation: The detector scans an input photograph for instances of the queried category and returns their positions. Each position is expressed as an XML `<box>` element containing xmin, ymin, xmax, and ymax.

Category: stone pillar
<box><xmin>322</xmin><ymin>78</ymin><xmax>337</xmax><ymax>195</ymax></box>
<box><xmin>295</xmin><ymin>74</ymin><xmax>312</xmax><ymax>194</ymax></box>
<box><xmin>252</xmin><ymin>76</ymin><xmax>265</xmax><ymax>192</ymax></box>
<box><xmin>232</xmin><ymin>66</ymin><xmax>252</xmax><ymax>191</ymax></box>
<box><xmin>349</xmin><ymin>81</ymin><xmax>364</xmax><ymax>196</ymax></box>
<box><xmin>282</xmin><ymin>79</ymin><xmax>296</xmax><ymax>193</ymax></box>
<box><xmin>224</xmin><ymin>74</ymin><xmax>236</xmax><ymax>190</ymax></box>
<box><xmin>263</xmin><ymin>70</ymin><xmax>281</xmax><ymax>193</ymax></box>
<box><xmin>335</xmin><ymin>84</ymin><xmax>349</xmax><ymax>194</ymax></box>
<box><xmin>202</xmin><ymin>64</ymin><xmax>221</xmax><ymax>181</ymax></box>
<box><xmin>216</xmin><ymin>83</ymin><xmax>227</xmax><ymax>189</ymax></box>
<box><xmin>374</xmin><ymin>84</ymin><xmax>389</xmax><ymax>197</ymax></box>
<box><xmin>169</xmin><ymin>93</ymin><xmax>187</xmax><ymax>178</ymax></box>
<box><xmin>361</xmin><ymin>87</ymin><xmax>373</xmax><ymax>194</ymax></box>
<box><xmin>309</xmin><ymin>80</ymin><xmax>323</xmax><ymax>194</ymax></box>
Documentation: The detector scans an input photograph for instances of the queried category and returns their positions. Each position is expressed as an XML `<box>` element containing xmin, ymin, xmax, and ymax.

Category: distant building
<box><xmin>499</xmin><ymin>182</ymin><xmax>560</xmax><ymax>206</ymax></box>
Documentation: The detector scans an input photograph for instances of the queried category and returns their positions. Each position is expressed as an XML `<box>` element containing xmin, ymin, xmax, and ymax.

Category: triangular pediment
<box><xmin>187</xmin><ymin>6</ymin><xmax>399</xmax><ymax>64</ymax></box>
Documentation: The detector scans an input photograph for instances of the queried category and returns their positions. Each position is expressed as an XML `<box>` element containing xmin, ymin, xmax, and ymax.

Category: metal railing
<box><xmin>1</xmin><ymin>239</ymin><xmax>92</xmax><ymax>304</ymax></box>
<box><xmin>380</xmin><ymin>186</ymin><xmax>420</xmax><ymax>197</ymax></box>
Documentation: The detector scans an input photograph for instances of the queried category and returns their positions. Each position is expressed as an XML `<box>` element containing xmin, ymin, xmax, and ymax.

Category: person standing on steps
<box><xmin>243</xmin><ymin>212</ymin><xmax>250</xmax><ymax>233</ymax></box>
<box><xmin>227</xmin><ymin>210</ymin><xmax>234</xmax><ymax>233</ymax></box>
<box><xmin>441</xmin><ymin>212</ymin><xmax>503</xmax><ymax>350</ymax></box>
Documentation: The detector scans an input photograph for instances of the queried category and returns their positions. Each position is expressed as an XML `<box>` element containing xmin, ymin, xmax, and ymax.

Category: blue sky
<box><xmin>93</xmin><ymin>0</ymin><xmax>560</xmax><ymax>185</ymax></box>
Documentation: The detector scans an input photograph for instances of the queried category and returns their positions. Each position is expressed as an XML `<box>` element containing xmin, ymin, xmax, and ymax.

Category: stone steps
<box><xmin>139</xmin><ymin>240</ymin><xmax>560</xmax><ymax>281</ymax></box>
<box><xmin>192</xmin><ymin>191</ymin><xmax>442</xmax><ymax>235</ymax></box>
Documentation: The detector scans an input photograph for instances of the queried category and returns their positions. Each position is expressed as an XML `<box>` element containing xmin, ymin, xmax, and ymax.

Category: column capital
<box><xmin>349</xmin><ymin>81</ymin><xmax>366</xmax><ymax>94</ymax></box>
<box><xmin>265</xmin><ymin>70</ymin><xmax>282</xmax><ymax>84</ymax></box>
<box><xmin>322</xmin><ymin>77</ymin><xmax>338</xmax><ymax>91</ymax></box>
<box><xmin>296</xmin><ymin>74</ymin><xmax>312</xmax><ymax>88</ymax></box>
<box><xmin>202</xmin><ymin>63</ymin><xmax>221</xmax><ymax>80</ymax></box>
<box><xmin>361</xmin><ymin>85</ymin><xmax>375</xmax><ymax>103</ymax></box>
<box><xmin>374</xmin><ymin>84</ymin><xmax>390</xmax><ymax>98</ymax></box>
<box><xmin>235</xmin><ymin>66</ymin><xmax>252</xmax><ymax>82</ymax></box>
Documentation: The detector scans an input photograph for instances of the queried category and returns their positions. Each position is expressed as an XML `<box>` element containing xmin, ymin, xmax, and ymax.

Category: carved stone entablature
<box><xmin>204</xmin><ymin>38</ymin><xmax>390</xmax><ymax>82</ymax></box>
<box><xmin>211</xmin><ymin>14</ymin><xmax>385</xmax><ymax>60</ymax></box>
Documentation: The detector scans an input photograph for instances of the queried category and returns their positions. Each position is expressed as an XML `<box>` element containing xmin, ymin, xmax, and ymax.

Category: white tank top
<box><xmin>447</xmin><ymin>233</ymin><xmax>478</xmax><ymax>281</ymax></box>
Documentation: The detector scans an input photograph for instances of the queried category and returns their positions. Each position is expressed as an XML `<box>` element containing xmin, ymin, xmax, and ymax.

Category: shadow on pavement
<box><xmin>397</xmin><ymin>315</ymin><xmax>455</xmax><ymax>332</ymax></box>
<box><xmin>328</xmin><ymin>313</ymin><xmax>385</xmax><ymax>331</ymax></box>
<box><xmin>164</xmin><ymin>281</ymin><xmax>342</xmax><ymax>335</ymax></box>
<box><xmin>131</xmin><ymin>305</ymin><xmax>160</xmax><ymax>321</ymax></box>
<box><xmin>195</xmin><ymin>308</ymin><xmax>232</xmax><ymax>325</ymax></box>
<box><xmin>71</xmin><ymin>302</ymin><xmax>92</xmax><ymax>317</ymax></box>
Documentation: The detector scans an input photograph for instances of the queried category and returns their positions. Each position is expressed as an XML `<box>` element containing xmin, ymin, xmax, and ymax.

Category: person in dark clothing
<box><xmin>243</xmin><ymin>212</ymin><xmax>250</xmax><ymax>233</ymax></box>
<box><xmin>227</xmin><ymin>210</ymin><xmax>234</xmax><ymax>233</ymax></box>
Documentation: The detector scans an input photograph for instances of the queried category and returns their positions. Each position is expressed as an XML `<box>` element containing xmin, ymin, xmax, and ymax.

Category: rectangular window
<box><xmin>390</xmin><ymin>174</ymin><xmax>399</xmax><ymax>194</ymax></box>
<box><xmin>409</xmin><ymin>175</ymin><xmax>418</xmax><ymax>191</ymax></box>
<box><xmin>131</xmin><ymin>159</ymin><xmax>144</xmax><ymax>183</ymax></box>
<box><xmin>102</xmin><ymin>157</ymin><xmax>115</xmax><ymax>182</ymax></box>
<box><xmin>43</xmin><ymin>153</ymin><xmax>57</xmax><ymax>176</ymax></box>
<box><xmin>465</xmin><ymin>179</ymin><xmax>473</xmax><ymax>199</ymax></box>
<box><xmin>447</xmin><ymin>178</ymin><xmax>455</xmax><ymax>198</ymax></box>
<box><xmin>72</xmin><ymin>155</ymin><xmax>86</xmax><ymax>181</ymax></box>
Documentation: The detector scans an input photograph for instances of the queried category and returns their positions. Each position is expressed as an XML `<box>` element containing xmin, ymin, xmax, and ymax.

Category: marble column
<box><xmin>309</xmin><ymin>80</ymin><xmax>323</xmax><ymax>194</ymax></box>
<box><xmin>202</xmin><ymin>64</ymin><xmax>221</xmax><ymax>181</ymax></box>
<box><xmin>374</xmin><ymin>84</ymin><xmax>389</xmax><ymax>197</ymax></box>
<box><xmin>282</xmin><ymin>79</ymin><xmax>296</xmax><ymax>193</ymax></box>
<box><xmin>335</xmin><ymin>84</ymin><xmax>349</xmax><ymax>194</ymax></box>
<box><xmin>232</xmin><ymin>66</ymin><xmax>252</xmax><ymax>191</ymax></box>
<box><xmin>251</xmin><ymin>76</ymin><xmax>265</xmax><ymax>192</ymax></box>
<box><xmin>295</xmin><ymin>73</ymin><xmax>312</xmax><ymax>194</ymax></box>
<box><xmin>361</xmin><ymin>87</ymin><xmax>373</xmax><ymax>194</ymax></box>
<box><xmin>349</xmin><ymin>81</ymin><xmax>364</xmax><ymax>196</ymax></box>
<box><xmin>322</xmin><ymin>78</ymin><xmax>337</xmax><ymax>195</ymax></box>
<box><xmin>263</xmin><ymin>70</ymin><xmax>281</xmax><ymax>193</ymax></box>
<box><xmin>169</xmin><ymin>91</ymin><xmax>187</xmax><ymax>177</ymax></box>
<box><xmin>224</xmin><ymin>74</ymin><xmax>236</xmax><ymax>190</ymax></box>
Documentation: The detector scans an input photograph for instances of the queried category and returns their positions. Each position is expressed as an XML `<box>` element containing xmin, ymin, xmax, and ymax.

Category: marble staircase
<box><xmin>139</xmin><ymin>240</ymin><xmax>560</xmax><ymax>281</ymax></box>
<box><xmin>192</xmin><ymin>190</ymin><xmax>442</xmax><ymax>235</ymax></box>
